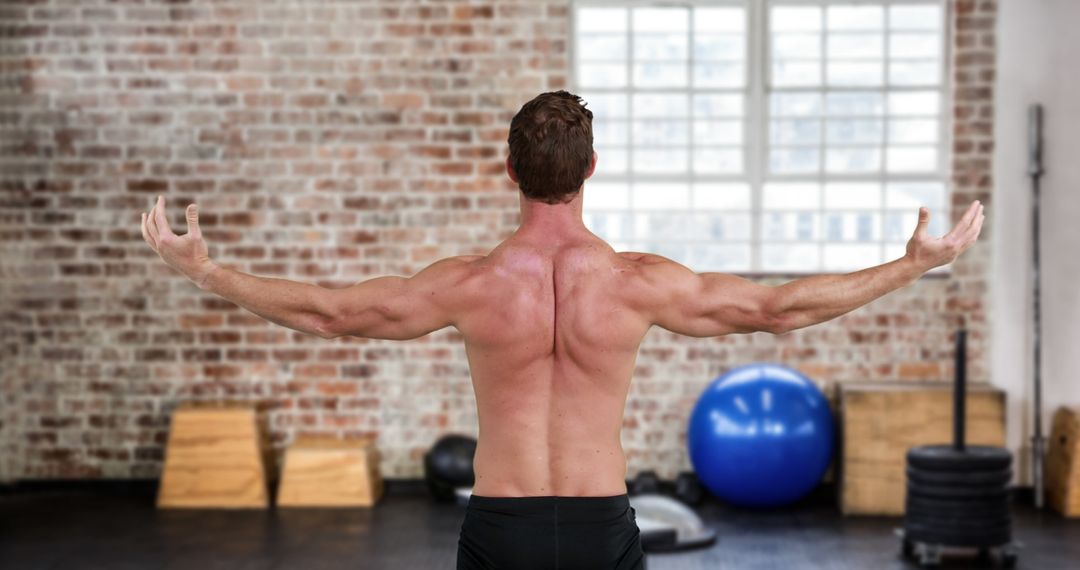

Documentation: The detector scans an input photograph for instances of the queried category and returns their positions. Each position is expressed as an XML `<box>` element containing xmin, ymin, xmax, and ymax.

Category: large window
<box><xmin>574</xmin><ymin>0</ymin><xmax>950</xmax><ymax>273</ymax></box>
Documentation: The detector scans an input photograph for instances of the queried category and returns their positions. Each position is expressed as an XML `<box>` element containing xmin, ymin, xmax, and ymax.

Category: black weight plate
<box><xmin>905</xmin><ymin>513</ymin><xmax>1012</xmax><ymax>530</ymax></box>
<box><xmin>906</xmin><ymin>497</ymin><xmax>1011</xmax><ymax>517</ymax></box>
<box><xmin>905</xmin><ymin>506</ymin><xmax>1010</xmax><ymax>521</ymax></box>
<box><xmin>907</xmin><ymin>467</ymin><xmax>1012</xmax><ymax>486</ymax></box>
<box><xmin>907</xmin><ymin>482</ymin><xmax>1011</xmax><ymax>500</ymax></box>
<box><xmin>907</xmin><ymin>445</ymin><xmax>1012</xmax><ymax>472</ymax></box>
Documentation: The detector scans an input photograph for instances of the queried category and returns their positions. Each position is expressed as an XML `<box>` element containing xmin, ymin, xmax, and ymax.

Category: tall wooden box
<box><xmin>157</xmin><ymin>401</ymin><xmax>273</xmax><ymax>509</ymax></box>
<box><xmin>838</xmin><ymin>382</ymin><xmax>1006</xmax><ymax>516</ymax></box>
<box><xmin>277</xmin><ymin>435</ymin><xmax>384</xmax><ymax>507</ymax></box>
<box><xmin>1046</xmin><ymin>406</ymin><xmax>1080</xmax><ymax>517</ymax></box>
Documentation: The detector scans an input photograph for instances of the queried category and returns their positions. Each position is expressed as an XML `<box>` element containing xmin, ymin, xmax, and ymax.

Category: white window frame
<box><xmin>570</xmin><ymin>0</ymin><xmax>952</xmax><ymax>275</ymax></box>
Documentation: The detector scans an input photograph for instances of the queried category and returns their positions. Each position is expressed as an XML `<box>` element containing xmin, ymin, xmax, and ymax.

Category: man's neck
<box><xmin>516</xmin><ymin>190</ymin><xmax>589</xmax><ymax>240</ymax></box>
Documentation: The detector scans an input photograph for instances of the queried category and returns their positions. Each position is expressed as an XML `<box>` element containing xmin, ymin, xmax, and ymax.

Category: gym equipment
<box><xmin>629</xmin><ymin>470</ymin><xmax>661</xmax><ymax>495</ymax></box>
<box><xmin>157</xmin><ymin>401</ymin><xmax>271</xmax><ymax>509</ymax></box>
<box><xmin>1027</xmin><ymin>103</ymin><xmax>1048</xmax><ymax>509</ymax></box>
<box><xmin>673</xmin><ymin>471</ymin><xmax>704</xmax><ymax>506</ymax></box>
<box><xmin>277</xmin><ymin>435</ymin><xmax>383</xmax><ymax>507</ymax></box>
<box><xmin>424</xmin><ymin>434</ymin><xmax>477</xmax><ymax>502</ymax></box>
<box><xmin>838</xmin><ymin>381</ymin><xmax>1006</xmax><ymax>515</ymax></box>
<box><xmin>900</xmin><ymin>329</ymin><xmax>1019</xmax><ymax>568</ymax></box>
<box><xmin>629</xmin><ymin>494</ymin><xmax>717</xmax><ymax>552</ymax></box>
<box><xmin>687</xmin><ymin>363</ymin><xmax>834</xmax><ymax>508</ymax></box>
<box><xmin>1046</xmin><ymin>406</ymin><xmax>1080</xmax><ymax>516</ymax></box>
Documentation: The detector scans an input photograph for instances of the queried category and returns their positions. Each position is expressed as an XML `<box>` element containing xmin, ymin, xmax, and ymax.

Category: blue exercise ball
<box><xmin>687</xmin><ymin>363</ymin><xmax>835</xmax><ymax>508</ymax></box>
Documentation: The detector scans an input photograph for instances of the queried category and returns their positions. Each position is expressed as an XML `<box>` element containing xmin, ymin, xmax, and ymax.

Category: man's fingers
<box><xmin>146</xmin><ymin>207</ymin><xmax>161</xmax><ymax>241</ymax></box>
<box><xmin>141</xmin><ymin>212</ymin><xmax>156</xmax><ymax>249</ymax></box>
<box><xmin>952</xmin><ymin>201</ymin><xmax>980</xmax><ymax>235</ymax></box>
<box><xmin>914</xmin><ymin>207</ymin><xmax>930</xmax><ymax>237</ymax></box>
<box><xmin>185</xmin><ymin>203</ymin><xmax>201</xmax><ymax>237</ymax></box>
<box><xmin>153</xmin><ymin>195</ymin><xmax>176</xmax><ymax>238</ymax></box>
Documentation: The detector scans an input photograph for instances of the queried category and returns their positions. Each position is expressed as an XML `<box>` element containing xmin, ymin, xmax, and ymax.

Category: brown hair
<box><xmin>507</xmin><ymin>91</ymin><xmax>594</xmax><ymax>204</ymax></box>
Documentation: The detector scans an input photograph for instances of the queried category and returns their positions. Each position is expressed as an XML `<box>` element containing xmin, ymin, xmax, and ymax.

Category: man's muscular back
<box><xmin>454</xmin><ymin>229</ymin><xmax>657</xmax><ymax>497</ymax></box>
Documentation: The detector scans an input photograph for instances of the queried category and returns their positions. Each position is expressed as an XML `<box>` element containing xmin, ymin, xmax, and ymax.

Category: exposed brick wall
<box><xmin>0</xmin><ymin>0</ymin><xmax>993</xmax><ymax>483</ymax></box>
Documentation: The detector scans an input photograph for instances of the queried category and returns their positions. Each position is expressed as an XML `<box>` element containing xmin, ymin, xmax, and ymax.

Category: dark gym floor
<box><xmin>1</xmin><ymin>483</ymin><xmax>1078</xmax><ymax>570</ymax></box>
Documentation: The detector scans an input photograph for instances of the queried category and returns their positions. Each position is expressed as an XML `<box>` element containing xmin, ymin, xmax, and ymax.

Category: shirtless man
<box><xmin>139</xmin><ymin>91</ymin><xmax>984</xmax><ymax>570</ymax></box>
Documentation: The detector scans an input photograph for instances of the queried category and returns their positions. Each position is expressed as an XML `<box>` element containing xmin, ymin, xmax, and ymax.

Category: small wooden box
<box><xmin>838</xmin><ymin>382</ymin><xmax>1006</xmax><ymax>516</ymax></box>
<box><xmin>277</xmin><ymin>435</ymin><xmax>384</xmax><ymax>508</ymax></box>
<box><xmin>157</xmin><ymin>401</ymin><xmax>273</xmax><ymax>509</ymax></box>
<box><xmin>1046</xmin><ymin>406</ymin><xmax>1080</xmax><ymax>517</ymax></box>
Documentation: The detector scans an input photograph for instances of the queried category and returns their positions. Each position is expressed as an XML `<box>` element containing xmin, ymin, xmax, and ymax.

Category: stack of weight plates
<box><xmin>904</xmin><ymin>444</ymin><xmax>1013</xmax><ymax>549</ymax></box>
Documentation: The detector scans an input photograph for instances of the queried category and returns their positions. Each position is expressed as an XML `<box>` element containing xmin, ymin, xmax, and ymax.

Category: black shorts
<box><xmin>457</xmin><ymin>494</ymin><xmax>646</xmax><ymax>570</ymax></box>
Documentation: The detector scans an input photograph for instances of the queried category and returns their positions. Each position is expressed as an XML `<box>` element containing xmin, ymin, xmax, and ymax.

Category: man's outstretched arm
<box><xmin>639</xmin><ymin>200</ymin><xmax>985</xmax><ymax>337</ymax></box>
<box><xmin>140</xmin><ymin>195</ymin><xmax>479</xmax><ymax>340</ymax></box>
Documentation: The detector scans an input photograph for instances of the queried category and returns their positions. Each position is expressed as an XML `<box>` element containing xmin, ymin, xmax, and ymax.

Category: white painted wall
<box><xmin>993</xmin><ymin>0</ymin><xmax>1080</xmax><ymax>485</ymax></box>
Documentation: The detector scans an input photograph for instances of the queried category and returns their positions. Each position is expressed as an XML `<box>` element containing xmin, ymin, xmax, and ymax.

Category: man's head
<box><xmin>507</xmin><ymin>91</ymin><xmax>596</xmax><ymax>205</ymax></box>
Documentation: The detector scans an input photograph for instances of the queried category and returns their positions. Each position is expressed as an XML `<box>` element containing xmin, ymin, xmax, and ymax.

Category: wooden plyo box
<box><xmin>157</xmin><ymin>401</ymin><xmax>272</xmax><ymax>509</ymax></box>
<box><xmin>277</xmin><ymin>435</ymin><xmax>384</xmax><ymax>508</ymax></box>
<box><xmin>1046</xmin><ymin>406</ymin><xmax>1080</xmax><ymax>517</ymax></box>
<box><xmin>838</xmin><ymin>382</ymin><xmax>1006</xmax><ymax>516</ymax></box>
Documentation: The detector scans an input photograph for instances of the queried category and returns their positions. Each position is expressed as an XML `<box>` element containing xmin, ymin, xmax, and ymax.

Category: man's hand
<box><xmin>905</xmin><ymin>200</ymin><xmax>985</xmax><ymax>271</ymax></box>
<box><xmin>140</xmin><ymin>195</ymin><xmax>217</xmax><ymax>287</ymax></box>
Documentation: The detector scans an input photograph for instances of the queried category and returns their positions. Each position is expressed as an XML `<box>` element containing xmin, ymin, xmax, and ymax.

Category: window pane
<box><xmin>771</xmin><ymin>93</ymin><xmax>822</xmax><ymax>117</ymax></box>
<box><xmin>693</xmin><ymin>148</ymin><xmax>742</xmax><ymax>174</ymax></box>
<box><xmin>582</xmin><ymin>93</ymin><xmax>629</xmax><ymax>119</ymax></box>
<box><xmin>888</xmin><ymin>119</ymin><xmax>938</xmax><ymax>144</ymax></box>
<box><xmin>694</xmin><ymin>120</ymin><xmax>742</xmax><ymax>145</ymax></box>
<box><xmin>825</xmin><ymin>183</ymin><xmax>882</xmax><ymax>209</ymax></box>
<box><xmin>635</xmin><ymin>34</ymin><xmax>688</xmax><ymax>60</ymax></box>
<box><xmin>633</xmin><ymin>149</ymin><xmax>688</xmax><ymax>173</ymax></box>
<box><xmin>695</xmin><ymin>34</ymin><xmax>744</xmax><ymax>60</ymax></box>
<box><xmin>763</xmin><ymin>183</ymin><xmax>820</xmax><ymax>210</ymax></box>
<box><xmin>773</xmin><ymin>61</ymin><xmax>821</xmax><ymax>86</ymax></box>
<box><xmin>634</xmin><ymin>93</ymin><xmax>688</xmax><ymax>118</ymax></box>
<box><xmin>578</xmin><ymin>8</ymin><xmax>628</xmax><ymax>33</ymax></box>
<box><xmin>578</xmin><ymin>34</ymin><xmax>628</xmax><ymax>61</ymax></box>
<box><xmin>770</xmin><ymin>148</ymin><xmax>820</xmax><ymax>173</ymax></box>
<box><xmin>890</xmin><ymin>33</ymin><xmax>941</xmax><ymax>58</ymax></box>
<box><xmin>824</xmin><ymin>244</ymin><xmax>881</xmax><ymax>270</ymax></box>
<box><xmin>764</xmin><ymin>212</ymin><xmax>821</xmax><ymax>240</ymax></box>
<box><xmin>633</xmin><ymin>183</ymin><xmax>689</xmax><ymax>209</ymax></box>
<box><xmin>593</xmin><ymin>120</ymin><xmax>628</xmax><ymax>145</ymax></box>
<box><xmin>695</xmin><ymin>94</ymin><xmax>744</xmax><ymax>117</ymax></box>
<box><xmin>887</xmin><ymin>146</ymin><xmax>937</xmax><ymax>172</ymax></box>
<box><xmin>826</xmin><ymin>92</ymin><xmax>884</xmax><ymax>115</ymax></box>
<box><xmin>772</xmin><ymin>7</ymin><xmax>822</xmax><ymax>32</ymax></box>
<box><xmin>584</xmin><ymin>183</ymin><xmax>630</xmax><ymax>210</ymax></box>
<box><xmin>578</xmin><ymin>63</ymin><xmax>628</xmax><ymax>88</ymax></box>
<box><xmin>633</xmin><ymin>8</ymin><xmax>688</xmax><ymax>32</ymax></box>
<box><xmin>827</xmin><ymin>62</ymin><xmax>884</xmax><ymax>86</ymax></box>
<box><xmin>888</xmin><ymin>91</ymin><xmax>939</xmax><ymax>115</ymax></box>
<box><xmin>773</xmin><ymin>34</ymin><xmax>821</xmax><ymax>59</ymax></box>
<box><xmin>826</xmin><ymin>119</ymin><xmax>883</xmax><ymax>144</ymax></box>
<box><xmin>763</xmin><ymin>243</ymin><xmax>820</xmax><ymax>271</ymax></box>
<box><xmin>693</xmin><ymin>183</ymin><xmax>751</xmax><ymax>209</ymax></box>
<box><xmin>771</xmin><ymin>119</ymin><xmax>821</xmax><ymax>145</ymax></box>
<box><xmin>889</xmin><ymin>5</ymin><xmax>942</xmax><ymax>30</ymax></box>
<box><xmin>824</xmin><ymin>212</ymin><xmax>881</xmax><ymax>241</ymax></box>
<box><xmin>827</xmin><ymin>6</ymin><xmax>883</xmax><ymax>30</ymax></box>
<box><xmin>595</xmin><ymin>146</ymin><xmax>627</xmax><ymax>174</ymax></box>
<box><xmin>694</xmin><ymin>62</ymin><xmax>744</xmax><ymax>87</ymax></box>
<box><xmin>826</xmin><ymin>147</ymin><xmax>881</xmax><ymax>172</ymax></box>
<box><xmin>696</xmin><ymin>8</ymin><xmax>745</xmax><ymax>33</ymax></box>
<box><xmin>634</xmin><ymin>63</ymin><xmax>688</xmax><ymax>87</ymax></box>
<box><xmin>688</xmin><ymin>245</ymin><xmax>751</xmax><ymax>272</ymax></box>
<box><xmin>585</xmin><ymin>212</ymin><xmax>633</xmax><ymax>241</ymax></box>
<box><xmin>633</xmin><ymin>120</ymin><xmax>689</xmax><ymax>146</ymax></box>
<box><xmin>828</xmin><ymin>34</ymin><xmax>883</xmax><ymax>59</ymax></box>
<box><xmin>885</xmin><ymin>182</ymin><xmax>946</xmax><ymax>210</ymax></box>
<box><xmin>889</xmin><ymin>61</ymin><xmax>940</xmax><ymax>85</ymax></box>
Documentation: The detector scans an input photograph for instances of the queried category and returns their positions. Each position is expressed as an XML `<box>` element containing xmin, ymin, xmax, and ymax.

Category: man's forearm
<box><xmin>197</xmin><ymin>263</ymin><xmax>335</xmax><ymax>337</ymax></box>
<box><xmin>766</xmin><ymin>254</ymin><xmax>928</xmax><ymax>333</ymax></box>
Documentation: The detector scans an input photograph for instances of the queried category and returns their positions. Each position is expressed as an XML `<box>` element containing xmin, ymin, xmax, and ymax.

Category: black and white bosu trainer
<box><xmin>899</xmin><ymin>329</ymin><xmax>1019</xmax><ymax>569</ymax></box>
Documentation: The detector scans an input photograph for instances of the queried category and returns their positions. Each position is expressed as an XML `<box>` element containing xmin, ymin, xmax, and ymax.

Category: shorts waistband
<box><xmin>466</xmin><ymin>493</ymin><xmax>630</xmax><ymax>516</ymax></box>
